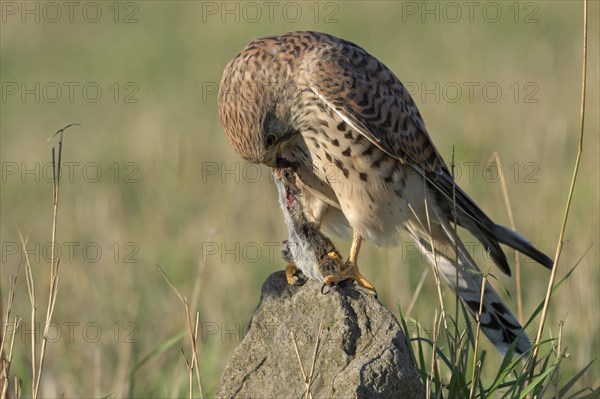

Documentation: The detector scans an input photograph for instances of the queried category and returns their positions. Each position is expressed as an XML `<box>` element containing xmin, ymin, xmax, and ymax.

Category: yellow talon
<box><xmin>327</xmin><ymin>251</ymin><xmax>342</xmax><ymax>263</ymax></box>
<box><xmin>322</xmin><ymin>233</ymin><xmax>376</xmax><ymax>294</ymax></box>
<box><xmin>323</xmin><ymin>261</ymin><xmax>376</xmax><ymax>293</ymax></box>
<box><xmin>285</xmin><ymin>263</ymin><xmax>300</xmax><ymax>286</ymax></box>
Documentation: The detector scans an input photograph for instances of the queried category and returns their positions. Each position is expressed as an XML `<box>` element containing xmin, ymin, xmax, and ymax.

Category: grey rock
<box><xmin>216</xmin><ymin>271</ymin><xmax>425</xmax><ymax>399</ymax></box>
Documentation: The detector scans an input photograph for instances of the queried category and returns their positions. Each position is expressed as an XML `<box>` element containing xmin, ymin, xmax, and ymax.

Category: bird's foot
<box><xmin>285</xmin><ymin>263</ymin><xmax>307</xmax><ymax>286</ymax></box>
<box><xmin>323</xmin><ymin>258</ymin><xmax>377</xmax><ymax>296</ymax></box>
<box><xmin>317</xmin><ymin>250</ymin><xmax>344</xmax><ymax>277</ymax></box>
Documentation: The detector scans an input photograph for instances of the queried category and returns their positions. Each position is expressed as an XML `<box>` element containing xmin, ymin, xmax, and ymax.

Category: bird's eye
<box><xmin>265</xmin><ymin>134</ymin><xmax>277</xmax><ymax>147</ymax></box>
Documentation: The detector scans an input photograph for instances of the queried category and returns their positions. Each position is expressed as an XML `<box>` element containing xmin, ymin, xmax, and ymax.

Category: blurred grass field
<box><xmin>1</xmin><ymin>1</ymin><xmax>598</xmax><ymax>396</ymax></box>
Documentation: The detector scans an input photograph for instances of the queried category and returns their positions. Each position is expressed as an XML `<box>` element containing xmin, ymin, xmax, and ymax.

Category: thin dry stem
<box><xmin>537</xmin><ymin>321</ymin><xmax>565</xmax><ymax>399</ymax></box>
<box><xmin>156</xmin><ymin>264</ymin><xmax>204</xmax><ymax>399</ymax></box>
<box><xmin>290</xmin><ymin>331</ymin><xmax>309</xmax><ymax>398</ymax></box>
<box><xmin>1</xmin><ymin>316</ymin><xmax>22</xmax><ymax>399</ymax></box>
<box><xmin>304</xmin><ymin>321</ymin><xmax>323</xmax><ymax>397</ymax></box>
<box><xmin>553</xmin><ymin>321</ymin><xmax>565</xmax><ymax>399</ymax></box>
<box><xmin>13</xmin><ymin>377</ymin><xmax>21</xmax><ymax>399</ymax></box>
<box><xmin>451</xmin><ymin>147</ymin><xmax>460</xmax><ymax>363</ymax></box>
<box><xmin>0</xmin><ymin>264</ymin><xmax>20</xmax><ymax>370</ymax></box>
<box><xmin>469</xmin><ymin>273</ymin><xmax>488</xmax><ymax>399</ymax></box>
<box><xmin>289</xmin><ymin>322</ymin><xmax>323</xmax><ymax>399</ymax></box>
<box><xmin>179</xmin><ymin>348</ymin><xmax>193</xmax><ymax>399</ymax></box>
<box><xmin>408</xmin><ymin>201</ymin><xmax>448</xmax><ymax>333</ymax></box>
<box><xmin>32</xmin><ymin>125</ymin><xmax>75</xmax><ymax>398</ymax></box>
<box><xmin>406</xmin><ymin>269</ymin><xmax>429</xmax><ymax>316</ymax></box>
<box><xmin>491</xmin><ymin>151</ymin><xmax>523</xmax><ymax>323</ymax></box>
<box><xmin>191</xmin><ymin>311</ymin><xmax>201</xmax><ymax>396</ymax></box>
<box><xmin>469</xmin><ymin>360</ymin><xmax>482</xmax><ymax>399</ymax></box>
<box><xmin>35</xmin><ymin>270</ymin><xmax>59</xmax><ymax>398</ymax></box>
<box><xmin>427</xmin><ymin>308</ymin><xmax>442</xmax><ymax>399</ymax></box>
<box><xmin>0</xmin><ymin>287</ymin><xmax>3</xmax><ymax>395</ymax></box>
<box><xmin>17</xmin><ymin>229</ymin><xmax>36</xmax><ymax>395</ymax></box>
<box><xmin>529</xmin><ymin>0</ymin><xmax>587</xmax><ymax>379</ymax></box>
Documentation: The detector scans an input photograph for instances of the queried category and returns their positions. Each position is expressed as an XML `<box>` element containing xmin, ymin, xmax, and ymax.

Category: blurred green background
<box><xmin>1</xmin><ymin>1</ymin><xmax>598</xmax><ymax>396</ymax></box>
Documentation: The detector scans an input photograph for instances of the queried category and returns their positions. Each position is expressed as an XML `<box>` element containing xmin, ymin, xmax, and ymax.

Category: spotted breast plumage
<box><xmin>217</xmin><ymin>31</ymin><xmax>553</xmax><ymax>354</ymax></box>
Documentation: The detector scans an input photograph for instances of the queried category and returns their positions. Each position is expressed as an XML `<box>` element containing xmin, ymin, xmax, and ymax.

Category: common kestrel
<box><xmin>217</xmin><ymin>31</ymin><xmax>553</xmax><ymax>354</ymax></box>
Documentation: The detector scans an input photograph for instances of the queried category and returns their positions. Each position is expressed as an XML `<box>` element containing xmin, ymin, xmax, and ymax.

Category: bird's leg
<box><xmin>348</xmin><ymin>233</ymin><xmax>363</xmax><ymax>266</ymax></box>
<box><xmin>323</xmin><ymin>232</ymin><xmax>376</xmax><ymax>293</ymax></box>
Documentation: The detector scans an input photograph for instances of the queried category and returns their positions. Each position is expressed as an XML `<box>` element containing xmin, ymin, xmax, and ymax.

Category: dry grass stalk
<box><xmin>305</xmin><ymin>320</ymin><xmax>323</xmax><ymax>397</ymax></box>
<box><xmin>4</xmin><ymin>124</ymin><xmax>76</xmax><ymax>398</ymax></box>
<box><xmin>528</xmin><ymin>0</ymin><xmax>588</xmax><ymax>382</ymax></box>
<box><xmin>17</xmin><ymin>229</ymin><xmax>37</xmax><ymax>395</ymax></box>
<box><xmin>156</xmin><ymin>264</ymin><xmax>204</xmax><ymax>399</ymax></box>
<box><xmin>554</xmin><ymin>321</ymin><xmax>565</xmax><ymax>399</ymax></box>
<box><xmin>1</xmin><ymin>264</ymin><xmax>21</xmax><ymax>398</ymax></box>
<box><xmin>21</xmin><ymin>235</ymin><xmax>60</xmax><ymax>397</ymax></box>
<box><xmin>0</xmin><ymin>288</ymin><xmax>3</xmax><ymax>394</ymax></box>
<box><xmin>408</xmin><ymin>198</ymin><xmax>452</xmax><ymax>397</ymax></box>
<box><xmin>290</xmin><ymin>331</ymin><xmax>308</xmax><ymax>392</ymax></box>
<box><xmin>1</xmin><ymin>316</ymin><xmax>22</xmax><ymax>399</ymax></box>
<box><xmin>33</xmin><ymin>125</ymin><xmax>78</xmax><ymax>397</ymax></box>
<box><xmin>12</xmin><ymin>377</ymin><xmax>21</xmax><ymax>399</ymax></box>
<box><xmin>424</xmin><ymin>200</ymin><xmax>449</xmax><ymax>333</ymax></box>
<box><xmin>406</xmin><ymin>269</ymin><xmax>429</xmax><ymax>316</ymax></box>
<box><xmin>490</xmin><ymin>151</ymin><xmax>524</xmax><ymax>323</ymax></box>
<box><xmin>426</xmin><ymin>308</ymin><xmax>442</xmax><ymax>399</ymax></box>
<box><xmin>468</xmin><ymin>273</ymin><xmax>488</xmax><ymax>399</ymax></box>
<box><xmin>179</xmin><ymin>347</ymin><xmax>193</xmax><ymax>399</ymax></box>
<box><xmin>407</xmin><ymin>202</ymin><xmax>449</xmax><ymax>336</ymax></box>
<box><xmin>450</xmin><ymin>147</ymin><xmax>461</xmax><ymax>363</ymax></box>
<box><xmin>290</xmin><ymin>320</ymin><xmax>323</xmax><ymax>399</ymax></box>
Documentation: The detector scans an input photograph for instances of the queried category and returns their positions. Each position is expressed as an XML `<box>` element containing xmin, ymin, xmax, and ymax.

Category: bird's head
<box><xmin>217</xmin><ymin>40</ymin><xmax>301</xmax><ymax>168</ymax></box>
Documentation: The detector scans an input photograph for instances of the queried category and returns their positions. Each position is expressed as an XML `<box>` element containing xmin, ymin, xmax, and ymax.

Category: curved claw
<box><xmin>285</xmin><ymin>263</ymin><xmax>306</xmax><ymax>286</ymax></box>
<box><xmin>323</xmin><ymin>260</ymin><xmax>377</xmax><ymax>295</ymax></box>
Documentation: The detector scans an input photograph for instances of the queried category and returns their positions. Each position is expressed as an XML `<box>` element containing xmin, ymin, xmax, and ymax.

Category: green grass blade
<box><xmin>128</xmin><ymin>331</ymin><xmax>185</xmax><ymax>378</ymax></box>
<box><xmin>560</xmin><ymin>360</ymin><xmax>595</xmax><ymax>398</ymax></box>
<box><xmin>518</xmin><ymin>361</ymin><xmax>560</xmax><ymax>399</ymax></box>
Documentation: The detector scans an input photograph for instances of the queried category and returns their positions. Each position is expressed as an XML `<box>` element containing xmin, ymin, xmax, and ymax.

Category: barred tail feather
<box><xmin>406</xmin><ymin>205</ymin><xmax>532</xmax><ymax>355</ymax></box>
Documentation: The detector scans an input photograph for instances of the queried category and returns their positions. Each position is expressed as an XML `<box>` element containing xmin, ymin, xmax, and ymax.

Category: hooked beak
<box><xmin>274</xmin><ymin>153</ymin><xmax>299</xmax><ymax>169</ymax></box>
<box><xmin>262</xmin><ymin>152</ymin><xmax>298</xmax><ymax>169</ymax></box>
<box><xmin>262</xmin><ymin>139</ymin><xmax>300</xmax><ymax>170</ymax></box>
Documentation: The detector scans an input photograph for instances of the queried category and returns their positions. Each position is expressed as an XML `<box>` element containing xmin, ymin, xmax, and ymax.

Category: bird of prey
<box><xmin>217</xmin><ymin>31</ymin><xmax>553</xmax><ymax>354</ymax></box>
